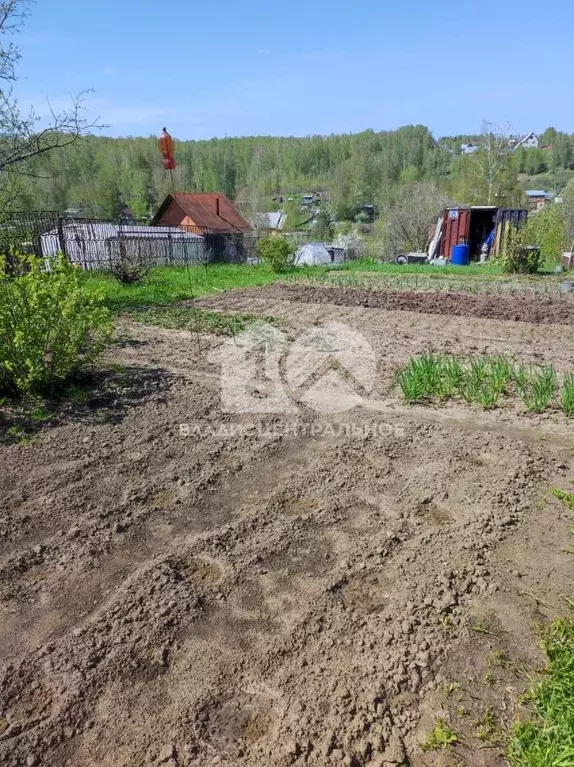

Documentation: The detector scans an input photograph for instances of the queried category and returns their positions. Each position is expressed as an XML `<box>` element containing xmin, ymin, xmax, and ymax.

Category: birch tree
<box><xmin>472</xmin><ymin>121</ymin><xmax>516</xmax><ymax>205</ymax></box>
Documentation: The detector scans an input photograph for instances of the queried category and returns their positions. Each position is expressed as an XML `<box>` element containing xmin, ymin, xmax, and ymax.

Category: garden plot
<box><xmin>1</xmin><ymin>280</ymin><xmax>573</xmax><ymax>767</ymax></box>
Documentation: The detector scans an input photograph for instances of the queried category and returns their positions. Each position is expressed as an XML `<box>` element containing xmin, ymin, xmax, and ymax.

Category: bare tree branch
<box><xmin>0</xmin><ymin>1</ymin><xmax>103</xmax><ymax>208</ymax></box>
<box><xmin>0</xmin><ymin>0</ymin><xmax>31</xmax><ymax>82</ymax></box>
<box><xmin>383</xmin><ymin>182</ymin><xmax>453</xmax><ymax>255</ymax></box>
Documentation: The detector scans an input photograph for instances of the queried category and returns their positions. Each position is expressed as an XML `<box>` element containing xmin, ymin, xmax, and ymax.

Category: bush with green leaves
<box><xmin>256</xmin><ymin>236</ymin><xmax>296</xmax><ymax>273</ymax></box>
<box><xmin>108</xmin><ymin>260</ymin><xmax>149</xmax><ymax>285</ymax></box>
<box><xmin>494</xmin><ymin>226</ymin><xmax>542</xmax><ymax>274</ymax></box>
<box><xmin>522</xmin><ymin>204</ymin><xmax>566</xmax><ymax>267</ymax></box>
<box><xmin>0</xmin><ymin>255</ymin><xmax>113</xmax><ymax>395</ymax></box>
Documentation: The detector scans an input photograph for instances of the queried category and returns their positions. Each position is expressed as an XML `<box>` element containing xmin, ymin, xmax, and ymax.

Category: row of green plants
<box><xmin>290</xmin><ymin>270</ymin><xmax>572</xmax><ymax>299</ymax></box>
<box><xmin>396</xmin><ymin>354</ymin><xmax>574</xmax><ymax>416</ymax></box>
<box><xmin>0</xmin><ymin>255</ymin><xmax>112</xmax><ymax>395</ymax></box>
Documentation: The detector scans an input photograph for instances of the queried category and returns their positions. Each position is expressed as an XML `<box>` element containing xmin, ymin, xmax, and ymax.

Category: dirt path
<box><xmin>1</xmin><ymin>295</ymin><xmax>573</xmax><ymax>767</ymax></box>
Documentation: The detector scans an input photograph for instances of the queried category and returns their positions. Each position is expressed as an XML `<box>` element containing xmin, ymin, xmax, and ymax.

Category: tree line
<box><xmin>12</xmin><ymin>124</ymin><xmax>574</xmax><ymax>222</ymax></box>
<box><xmin>2</xmin><ymin>3</ymin><xmax>574</xmax><ymax>224</ymax></box>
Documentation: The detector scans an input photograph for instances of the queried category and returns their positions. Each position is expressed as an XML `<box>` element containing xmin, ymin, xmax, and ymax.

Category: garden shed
<box><xmin>439</xmin><ymin>206</ymin><xmax>528</xmax><ymax>260</ymax></box>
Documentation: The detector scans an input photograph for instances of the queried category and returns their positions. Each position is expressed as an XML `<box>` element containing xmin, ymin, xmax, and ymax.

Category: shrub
<box><xmin>381</xmin><ymin>182</ymin><xmax>454</xmax><ymax>256</ymax></box>
<box><xmin>108</xmin><ymin>261</ymin><xmax>149</xmax><ymax>285</ymax></box>
<box><xmin>495</xmin><ymin>226</ymin><xmax>542</xmax><ymax>274</ymax></box>
<box><xmin>522</xmin><ymin>204</ymin><xmax>566</xmax><ymax>267</ymax></box>
<box><xmin>256</xmin><ymin>237</ymin><xmax>296</xmax><ymax>273</ymax></box>
<box><xmin>333</xmin><ymin>231</ymin><xmax>366</xmax><ymax>260</ymax></box>
<box><xmin>107</xmin><ymin>241</ymin><xmax>151</xmax><ymax>284</ymax></box>
<box><xmin>0</xmin><ymin>255</ymin><xmax>113</xmax><ymax>395</ymax></box>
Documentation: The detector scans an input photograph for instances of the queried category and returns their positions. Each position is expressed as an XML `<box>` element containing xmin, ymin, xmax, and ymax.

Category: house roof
<box><xmin>151</xmin><ymin>193</ymin><xmax>252</xmax><ymax>232</ymax></box>
<box><xmin>256</xmin><ymin>211</ymin><xmax>287</xmax><ymax>230</ymax></box>
<box><xmin>526</xmin><ymin>190</ymin><xmax>551</xmax><ymax>197</ymax></box>
<box><xmin>514</xmin><ymin>132</ymin><xmax>539</xmax><ymax>149</ymax></box>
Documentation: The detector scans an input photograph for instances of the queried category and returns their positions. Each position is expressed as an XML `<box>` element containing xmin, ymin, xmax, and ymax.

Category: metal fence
<box><xmin>40</xmin><ymin>220</ymin><xmax>209</xmax><ymax>270</ymax></box>
<box><xmin>0</xmin><ymin>210</ymin><xmax>60</xmax><ymax>259</ymax></box>
<box><xmin>0</xmin><ymin>211</ymin><xmax>324</xmax><ymax>272</ymax></box>
<box><xmin>0</xmin><ymin>212</ymin><xmax>259</xmax><ymax>271</ymax></box>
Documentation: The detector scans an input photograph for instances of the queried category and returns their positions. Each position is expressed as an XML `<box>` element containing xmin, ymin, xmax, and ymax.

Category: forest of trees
<box><xmin>1</xmin><ymin>3</ymin><xmax>574</xmax><ymax>226</ymax></box>
<box><xmin>11</xmin><ymin>124</ymin><xmax>574</xmax><ymax>222</ymax></box>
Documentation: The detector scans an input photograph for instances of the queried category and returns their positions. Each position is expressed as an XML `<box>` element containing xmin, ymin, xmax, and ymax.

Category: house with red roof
<box><xmin>151</xmin><ymin>193</ymin><xmax>251</xmax><ymax>234</ymax></box>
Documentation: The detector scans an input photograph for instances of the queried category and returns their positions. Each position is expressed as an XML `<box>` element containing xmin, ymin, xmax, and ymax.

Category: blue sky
<box><xmin>16</xmin><ymin>0</ymin><xmax>574</xmax><ymax>140</ymax></box>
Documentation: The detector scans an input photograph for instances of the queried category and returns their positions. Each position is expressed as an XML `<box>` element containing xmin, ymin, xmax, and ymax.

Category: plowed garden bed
<box><xmin>1</xmin><ymin>281</ymin><xmax>573</xmax><ymax>767</ymax></box>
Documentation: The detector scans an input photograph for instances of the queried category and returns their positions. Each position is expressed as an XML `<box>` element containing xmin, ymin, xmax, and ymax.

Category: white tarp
<box><xmin>295</xmin><ymin>243</ymin><xmax>332</xmax><ymax>266</ymax></box>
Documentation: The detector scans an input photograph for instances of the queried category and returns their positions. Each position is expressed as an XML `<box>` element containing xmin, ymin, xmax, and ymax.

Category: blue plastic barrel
<box><xmin>451</xmin><ymin>244</ymin><xmax>470</xmax><ymax>265</ymax></box>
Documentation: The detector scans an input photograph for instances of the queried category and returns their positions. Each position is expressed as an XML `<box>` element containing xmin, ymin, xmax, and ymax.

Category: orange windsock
<box><xmin>158</xmin><ymin>127</ymin><xmax>176</xmax><ymax>170</ymax></box>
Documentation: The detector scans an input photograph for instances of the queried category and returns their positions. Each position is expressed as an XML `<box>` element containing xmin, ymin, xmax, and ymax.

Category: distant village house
<box><xmin>151</xmin><ymin>193</ymin><xmax>252</xmax><ymax>263</ymax></box>
<box><xmin>512</xmin><ymin>132</ymin><xmax>539</xmax><ymax>151</ymax></box>
<box><xmin>254</xmin><ymin>211</ymin><xmax>287</xmax><ymax>233</ymax></box>
<box><xmin>525</xmin><ymin>189</ymin><xmax>553</xmax><ymax>211</ymax></box>
<box><xmin>151</xmin><ymin>193</ymin><xmax>251</xmax><ymax>234</ymax></box>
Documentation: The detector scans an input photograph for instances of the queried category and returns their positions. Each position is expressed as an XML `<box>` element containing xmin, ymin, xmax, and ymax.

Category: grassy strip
<box><xmin>287</xmin><ymin>269</ymin><xmax>570</xmax><ymax>299</ymax></box>
<box><xmin>332</xmin><ymin>260</ymin><xmax>560</xmax><ymax>278</ymax></box>
<box><xmin>128</xmin><ymin>306</ymin><xmax>274</xmax><ymax>336</ymax></box>
<box><xmin>507</xmin><ymin>487</ymin><xmax>574</xmax><ymax>766</ymax></box>
<box><xmin>333</xmin><ymin>261</ymin><xmax>506</xmax><ymax>277</ymax></box>
<box><xmin>507</xmin><ymin>616</ymin><xmax>574</xmax><ymax>766</ymax></box>
<box><xmin>82</xmin><ymin>263</ymin><xmax>566</xmax><ymax>314</ymax></box>
<box><xmin>396</xmin><ymin>354</ymin><xmax>574</xmax><ymax>416</ymax></box>
<box><xmin>81</xmin><ymin>264</ymin><xmax>326</xmax><ymax>312</ymax></box>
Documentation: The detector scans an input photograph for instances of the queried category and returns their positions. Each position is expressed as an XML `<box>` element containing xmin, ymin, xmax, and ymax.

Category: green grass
<box><xmin>507</xmin><ymin>486</ymin><xmax>574</xmax><ymax>765</ymax></box>
<box><xmin>82</xmin><ymin>262</ymin><xmax>568</xmax><ymax>315</ymax></box>
<box><xmin>420</xmin><ymin>718</ymin><xmax>459</xmax><ymax>751</ymax></box>
<box><xmin>551</xmin><ymin>488</ymin><xmax>574</xmax><ymax>511</ymax></box>
<box><xmin>396</xmin><ymin>354</ymin><xmax>571</xmax><ymax>416</ymax></box>
<box><xmin>332</xmin><ymin>260</ymin><xmax>560</xmax><ymax>278</ymax></box>
<box><xmin>129</xmin><ymin>306</ymin><xmax>274</xmax><ymax>336</ymax></box>
<box><xmin>522</xmin><ymin>365</ymin><xmax>558</xmax><ymax>413</ymax></box>
<box><xmin>333</xmin><ymin>260</ymin><xmax>505</xmax><ymax>277</ymax></box>
<box><xmin>507</xmin><ymin>616</ymin><xmax>574</xmax><ymax>767</ymax></box>
<box><xmin>81</xmin><ymin>264</ymin><xmax>302</xmax><ymax>312</ymax></box>
<box><xmin>561</xmin><ymin>374</ymin><xmax>574</xmax><ymax>418</ymax></box>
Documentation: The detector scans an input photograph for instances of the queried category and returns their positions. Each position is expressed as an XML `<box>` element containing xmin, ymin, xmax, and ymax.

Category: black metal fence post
<box><xmin>57</xmin><ymin>216</ymin><xmax>67</xmax><ymax>259</ymax></box>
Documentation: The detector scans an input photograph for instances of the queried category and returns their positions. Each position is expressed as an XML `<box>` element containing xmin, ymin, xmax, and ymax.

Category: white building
<box><xmin>513</xmin><ymin>132</ymin><xmax>539</xmax><ymax>150</ymax></box>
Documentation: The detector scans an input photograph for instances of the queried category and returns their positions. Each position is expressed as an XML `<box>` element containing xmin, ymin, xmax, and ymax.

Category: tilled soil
<box><xmin>219</xmin><ymin>283</ymin><xmax>574</xmax><ymax>324</ymax></box>
<box><xmin>1</xmin><ymin>294</ymin><xmax>573</xmax><ymax>767</ymax></box>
